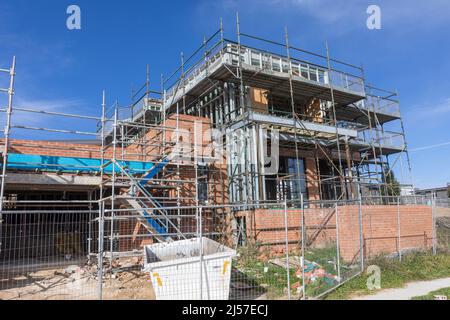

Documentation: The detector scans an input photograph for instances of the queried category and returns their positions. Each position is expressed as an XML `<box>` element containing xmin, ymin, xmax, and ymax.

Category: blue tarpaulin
<box><xmin>4</xmin><ymin>153</ymin><xmax>154</xmax><ymax>174</ymax></box>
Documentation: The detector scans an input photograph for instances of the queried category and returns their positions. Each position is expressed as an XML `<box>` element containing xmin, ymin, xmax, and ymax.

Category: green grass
<box><xmin>234</xmin><ymin>243</ymin><xmax>346</xmax><ymax>299</ymax></box>
<box><xmin>324</xmin><ymin>252</ymin><xmax>450</xmax><ymax>300</ymax></box>
<box><xmin>232</xmin><ymin>259</ymin><xmax>296</xmax><ymax>299</ymax></box>
<box><xmin>233</xmin><ymin>244</ymin><xmax>294</xmax><ymax>299</ymax></box>
<box><xmin>234</xmin><ymin>244</ymin><xmax>450</xmax><ymax>300</ymax></box>
<box><xmin>411</xmin><ymin>287</ymin><xmax>450</xmax><ymax>300</ymax></box>
<box><xmin>304</xmin><ymin>246</ymin><xmax>340</xmax><ymax>275</ymax></box>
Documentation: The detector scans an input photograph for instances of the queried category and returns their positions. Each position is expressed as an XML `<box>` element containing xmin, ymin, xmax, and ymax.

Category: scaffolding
<box><xmin>0</xmin><ymin>16</ymin><xmax>423</xmax><ymax>301</ymax></box>
<box><xmin>155</xmin><ymin>16</ymin><xmax>412</xmax><ymax>208</ymax></box>
<box><xmin>86</xmin><ymin>20</ymin><xmax>417</xmax><ymax>292</ymax></box>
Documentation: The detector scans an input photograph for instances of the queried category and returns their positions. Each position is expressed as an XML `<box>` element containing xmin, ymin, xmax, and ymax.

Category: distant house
<box><xmin>400</xmin><ymin>185</ymin><xmax>415</xmax><ymax>196</ymax></box>
<box><xmin>415</xmin><ymin>184</ymin><xmax>450</xmax><ymax>207</ymax></box>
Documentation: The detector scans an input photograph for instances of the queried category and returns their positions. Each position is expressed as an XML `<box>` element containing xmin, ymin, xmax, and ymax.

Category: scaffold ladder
<box><xmin>0</xmin><ymin>56</ymin><xmax>16</xmax><ymax>255</ymax></box>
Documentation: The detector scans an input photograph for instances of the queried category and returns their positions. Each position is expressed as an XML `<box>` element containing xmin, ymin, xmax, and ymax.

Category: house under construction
<box><xmin>0</xmin><ymin>19</ymin><xmax>429</xmax><ymax>300</ymax></box>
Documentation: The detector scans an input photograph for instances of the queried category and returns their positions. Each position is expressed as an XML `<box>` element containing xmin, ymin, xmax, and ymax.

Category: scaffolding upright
<box><xmin>0</xmin><ymin>56</ymin><xmax>16</xmax><ymax>254</ymax></box>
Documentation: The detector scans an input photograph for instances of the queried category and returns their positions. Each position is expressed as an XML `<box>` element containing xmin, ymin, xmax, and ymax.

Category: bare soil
<box><xmin>0</xmin><ymin>266</ymin><xmax>155</xmax><ymax>300</ymax></box>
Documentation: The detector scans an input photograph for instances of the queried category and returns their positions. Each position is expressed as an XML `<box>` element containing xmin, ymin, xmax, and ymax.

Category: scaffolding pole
<box><xmin>325</xmin><ymin>42</ymin><xmax>346</xmax><ymax>200</ymax></box>
<box><xmin>98</xmin><ymin>90</ymin><xmax>107</xmax><ymax>300</ymax></box>
<box><xmin>0</xmin><ymin>56</ymin><xmax>16</xmax><ymax>255</ymax></box>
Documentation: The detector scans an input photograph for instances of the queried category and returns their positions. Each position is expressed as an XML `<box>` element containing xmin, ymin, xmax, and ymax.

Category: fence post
<box><xmin>300</xmin><ymin>194</ymin><xmax>306</xmax><ymax>300</ymax></box>
<box><xmin>356</xmin><ymin>182</ymin><xmax>364</xmax><ymax>271</ymax></box>
<box><xmin>431</xmin><ymin>192</ymin><xmax>437</xmax><ymax>255</ymax></box>
<box><xmin>283</xmin><ymin>200</ymin><xmax>291</xmax><ymax>300</ymax></box>
<box><xmin>110</xmin><ymin>109</ymin><xmax>118</xmax><ymax>273</ymax></box>
<box><xmin>397</xmin><ymin>197</ymin><xmax>402</xmax><ymax>261</ymax></box>
<box><xmin>88</xmin><ymin>191</ymin><xmax>93</xmax><ymax>262</ymax></box>
<box><xmin>198</xmin><ymin>206</ymin><xmax>204</xmax><ymax>300</ymax></box>
<box><xmin>97</xmin><ymin>200</ymin><xmax>105</xmax><ymax>300</ymax></box>
<box><xmin>335</xmin><ymin>202</ymin><xmax>341</xmax><ymax>282</ymax></box>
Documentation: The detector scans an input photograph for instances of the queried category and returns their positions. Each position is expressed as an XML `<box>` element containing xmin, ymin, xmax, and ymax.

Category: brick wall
<box><xmin>358</xmin><ymin>205</ymin><xmax>433</xmax><ymax>261</ymax></box>
<box><xmin>4</xmin><ymin>114</ymin><xmax>212</xmax><ymax>158</ymax></box>
<box><xmin>245</xmin><ymin>204</ymin><xmax>433</xmax><ymax>262</ymax></box>
<box><xmin>240</xmin><ymin>207</ymin><xmax>337</xmax><ymax>254</ymax></box>
<box><xmin>337</xmin><ymin>205</ymin><xmax>433</xmax><ymax>262</ymax></box>
<box><xmin>6</xmin><ymin>139</ymin><xmax>104</xmax><ymax>159</ymax></box>
<box><xmin>305</xmin><ymin>158</ymin><xmax>320</xmax><ymax>201</ymax></box>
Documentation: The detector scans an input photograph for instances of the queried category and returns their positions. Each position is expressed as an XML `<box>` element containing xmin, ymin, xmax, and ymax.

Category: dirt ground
<box><xmin>0</xmin><ymin>266</ymin><xmax>155</xmax><ymax>300</ymax></box>
<box><xmin>0</xmin><ymin>258</ymin><xmax>274</xmax><ymax>300</ymax></box>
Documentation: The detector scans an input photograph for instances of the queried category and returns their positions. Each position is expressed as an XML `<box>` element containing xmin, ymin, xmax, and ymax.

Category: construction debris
<box><xmin>292</xmin><ymin>259</ymin><xmax>340</xmax><ymax>288</ymax></box>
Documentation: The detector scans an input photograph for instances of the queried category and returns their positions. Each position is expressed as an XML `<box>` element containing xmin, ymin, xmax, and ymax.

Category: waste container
<box><xmin>143</xmin><ymin>237</ymin><xmax>236</xmax><ymax>300</ymax></box>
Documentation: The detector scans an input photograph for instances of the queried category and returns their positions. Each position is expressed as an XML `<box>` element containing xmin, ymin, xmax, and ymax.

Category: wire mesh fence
<box><xmin>0</xmin><ymin>206</ymin><xmax>98</xmax><ymax>300</ymax></box>
<box><xmin>434</xmin><ymin>198</ymin><xmax>450</xmax><ymax>255</ymax></box>
<box><xmin>0</xmin><ymin>195</ymin><xmax>447</xmax><ymax>300</ymax></box>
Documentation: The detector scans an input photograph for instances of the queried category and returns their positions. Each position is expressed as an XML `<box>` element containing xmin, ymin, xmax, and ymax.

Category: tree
<box><xmin>381</xmin><ymin>168</ymin><xmax>400</xmax><ymax>197</ymax></box>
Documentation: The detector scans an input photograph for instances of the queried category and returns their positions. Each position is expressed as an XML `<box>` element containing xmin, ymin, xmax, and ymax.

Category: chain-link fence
<box><xmin>434</xmin><ymin>198</ymin><xmax>450</xmax><ymax>255</ymax></box>
<box><xmin>0</xmin><ymin>195</ymin><xmax>446</xmax><ymax>300</ymax></box>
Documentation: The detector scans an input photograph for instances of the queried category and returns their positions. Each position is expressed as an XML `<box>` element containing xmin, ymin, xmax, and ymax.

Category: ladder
<box><xmin>113</xmin><ymin>155</ymin><xmax>186</xmax><ymax>242</ymax></box>
<box><xmin>0</xmin><ymin>56</ymin><xmax>16</xmax><ymax>255</ymax></box>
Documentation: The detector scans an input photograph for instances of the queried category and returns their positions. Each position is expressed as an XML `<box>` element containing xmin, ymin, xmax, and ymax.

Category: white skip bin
<box><xmin>143</xmin><ymin>237</ymin><xmax>236</xmax><ymax>300</ymax></box>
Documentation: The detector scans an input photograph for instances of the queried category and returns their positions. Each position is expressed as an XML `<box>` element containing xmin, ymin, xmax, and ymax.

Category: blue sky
<box><xmin>0</xmin><ymin>0</ymin><xmax>449</xmax><ymax>188</ymax></box>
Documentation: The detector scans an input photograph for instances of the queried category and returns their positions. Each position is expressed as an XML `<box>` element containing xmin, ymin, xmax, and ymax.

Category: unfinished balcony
<box><xmin>352</xmin><ymin>129</ymin><xmax>406</xmax><ymax>157</ymax></box>
<box><xmin>230</xmin><ymin>110</ymin><xmax>358</xmax><ymax>144</ymax></box>
<box><xmin>335</xmin><ymin>86</ymin><xmax>402</xmax><ymax>126</ymax></box>
<box><xmin>163</xmin><ymin>42</ymin><xmax>366</xmax><ymax>111</ymax></box>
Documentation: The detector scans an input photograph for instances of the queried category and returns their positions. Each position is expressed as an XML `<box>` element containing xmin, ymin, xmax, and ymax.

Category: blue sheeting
<box><xmin>5</xmin><ymin>153</ymin><xmax>154</xmax><ymax>174</ymax></box>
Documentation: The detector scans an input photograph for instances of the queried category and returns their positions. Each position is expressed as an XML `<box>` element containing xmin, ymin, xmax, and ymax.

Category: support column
<box><xmin>344</xmin><ymin>136</ymin><xmax>355</xmax><ymax>200</ymax></box>
<box><xmin>305</xmin><ymin>158</ymin><xmax>320</xmax><ymax>202</ymax></box>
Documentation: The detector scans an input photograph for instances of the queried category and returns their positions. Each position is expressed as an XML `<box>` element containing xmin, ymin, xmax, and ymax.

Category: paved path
<box><xmin>353</xmin><ymin>277</ymin><xmax>450</xmax><ymax>300</ymax></box>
